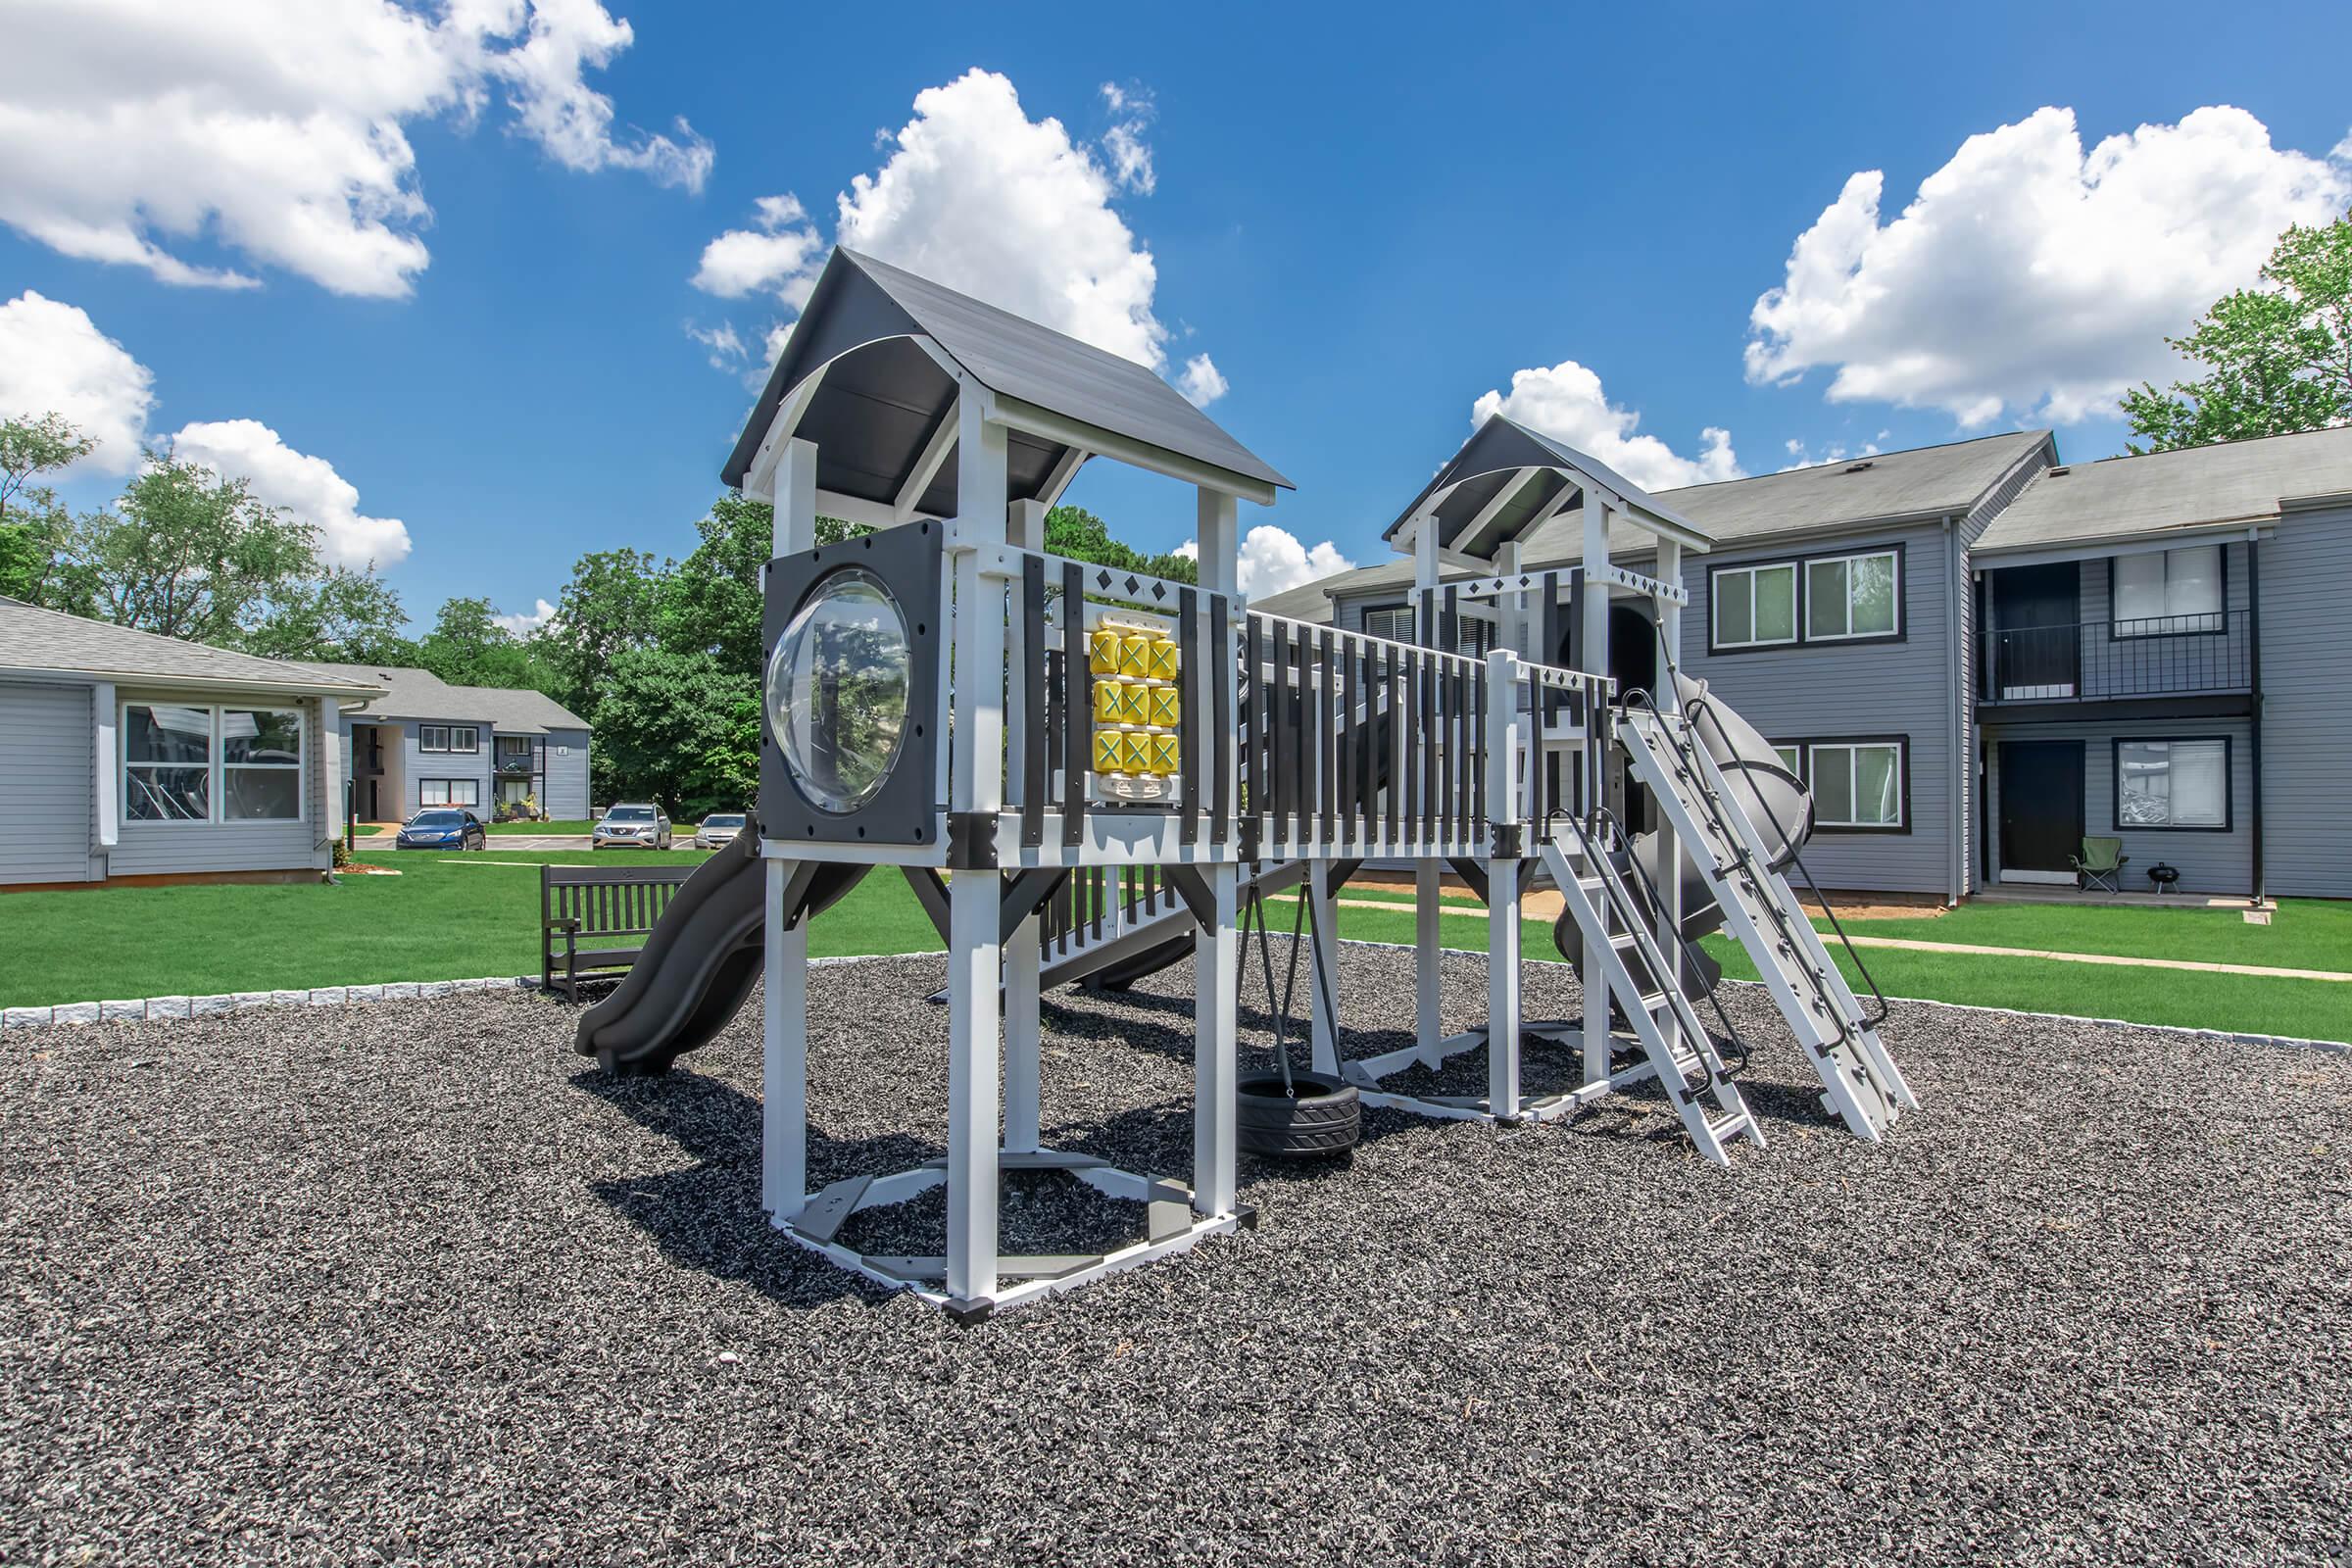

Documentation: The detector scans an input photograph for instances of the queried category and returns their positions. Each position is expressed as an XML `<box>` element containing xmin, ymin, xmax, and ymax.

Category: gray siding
<box><xmin>2256</xmin><ymin>503</ymin><xmax>2352</xmax><ymax>899</ymax></box>
<box><xmin>108</xmin><ymin>692</ymin><xmax>327</xmax><ymax>877</ymax></box>
<box><xmin>1679</xmin><ymin>523</ymin><xmax>1957</xmax><ymax>894</ymax></box>
<box><xmin>398</xmin><ymin>718</ymin><xmax>493</xmax><ymax>816</ymax></box>
<box><xmin>542</xmin><ymin>729</ymin><xmax>591</xmax><ymax>819</ymax></box>
<box><xmin>0</xmin><ymin>680</ymin><xmax>96</xmax><ymax>885</ymax></box>
<box><xmin>2060</xmin><ymin>541</ymin><xmax>2253</xmax><ymax>701</ymax></box>
<box><xmin>1982</xmin><ymin>718</ymin><xmax>2255</xmax><ymax>896</ymax></box>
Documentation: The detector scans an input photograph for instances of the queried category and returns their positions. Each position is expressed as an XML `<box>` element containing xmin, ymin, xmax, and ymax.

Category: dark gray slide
<box><xmin>574</xmin><ymin>833</ymin><xmax>865</xmax><ymax>1075</ymax></box>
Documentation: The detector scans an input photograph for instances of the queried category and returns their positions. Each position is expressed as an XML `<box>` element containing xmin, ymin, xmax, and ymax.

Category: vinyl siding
<box><xmin>2255</xmin><ymin>503</ymin><xmax>2352</xmax><ymax>899</ymax></box>
<box><xmin>1981</xmin><ymin>718</ymin><xmax>2255</xmax><ymax>896</ymax></box>
<box><xmin>400</xmin><ymin>718</ymin><xmax>493</xmax><ymax>815</ymax></box>
<box><xmin>1679</xmin><ymin>523</ymin><xmax>1957</xmax><ymax>894</ymax></box>
<box><xmin>0</xmin><ymin>680</ymin><xmax>97</xmax><ymax>885</ymax></box>
<box><xmin>542</xmin><ymin>729</ymin><xmax>591</xmax><ymax>819</ymax></box>
<box><xmin>108</xmin><ymin>691</ymin><xmax>327</xmax><ymax>877</ymax></box>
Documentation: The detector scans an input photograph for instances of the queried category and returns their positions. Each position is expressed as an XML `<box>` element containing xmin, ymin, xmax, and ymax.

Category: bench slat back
<box><xmin>544</xmin><ymin>862</ymin><xmax>693</xmax><ymax>937</ymax></box>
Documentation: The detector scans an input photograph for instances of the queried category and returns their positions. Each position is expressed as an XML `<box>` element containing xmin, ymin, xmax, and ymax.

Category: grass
<box><xmin>9</xmin><ymin>854</ymin><xmax>2347</xmax><ymax>1044</ymax></box>
<box><xmin>2</xmin><ymin>850</ymin><xmax>945</xmax><ymax>1008</ymax></box>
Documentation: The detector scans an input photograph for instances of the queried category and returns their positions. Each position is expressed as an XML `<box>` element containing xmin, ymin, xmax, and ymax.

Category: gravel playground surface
<box><xmin>4</xmin><ymin>946</ymin><xmax>2348</xmax><ymax>1566</ymax></box>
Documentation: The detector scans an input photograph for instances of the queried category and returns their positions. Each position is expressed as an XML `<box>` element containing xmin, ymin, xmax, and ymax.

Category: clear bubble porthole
<box><xmin>765</xmin><ymin>567</ymin><xmax>912</xmax><ymax>813</ymax></box>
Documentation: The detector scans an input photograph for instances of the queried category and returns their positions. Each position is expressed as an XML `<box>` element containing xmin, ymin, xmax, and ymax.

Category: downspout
<box><xmin>1943</xmin><ymin>514</ymin><xmax>1963</xmax><ymax>906</ymax></box>
<box><xmin>2246</xmin><ymin>533</ymin><xmax>2264</xmax><ymax>905</ymax></box>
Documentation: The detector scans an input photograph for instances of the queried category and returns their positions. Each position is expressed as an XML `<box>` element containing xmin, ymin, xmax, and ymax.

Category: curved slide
<box><xmin>573</xmin><ymin>832</ymin><xmax>865</xmax><ymax>1075</ymax></box>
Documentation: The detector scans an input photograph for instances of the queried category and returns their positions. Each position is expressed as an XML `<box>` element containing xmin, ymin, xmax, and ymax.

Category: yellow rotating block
<box><xmin>1145</xmin><ymin>638</ymin><xmax>1181</xmax><ymax>681</ymax></box>
<box><xmin>1116</xmin><ymin>635</ymin><xmax>1154</xmax><ymax>680</ymax></box>
<box><xmin>1146</xmin><ymin>686</ymin><xmax>1181</xmax><ymax>727</ymax></box>
<box><xmin>1144</xmin><ymin>733</ymin><xmax>1181</xmax><ymax>775</ymax></box>
<box><xmin>1092</xmin><ymin>730</ymin><xmax>1126</xmax><ymax>773</ymax></box>
<box><xmin>1089</xmin><ymin>628</ymin><xmax>1124</xmax><ymax>676</ymax></box>
<box><xmin>1119</xmin><ymin>732</ymin><xmax>1154</xmax><ymax>773</ymax></box>
<box><xmin>1092</xmin><ymin>680</ymin><xmax>1132</xmax><ymax>724</ymax></box>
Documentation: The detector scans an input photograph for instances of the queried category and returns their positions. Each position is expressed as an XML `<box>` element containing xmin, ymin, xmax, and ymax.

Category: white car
<box><xmin>592</xmin><ymin>802</ymin><xmax>672</xmax><ymax>850</ymax></box>
<box><xmin>694</xmin><ymin>811</ymin><xmax>748</xmax><ymax>850</ymax></box>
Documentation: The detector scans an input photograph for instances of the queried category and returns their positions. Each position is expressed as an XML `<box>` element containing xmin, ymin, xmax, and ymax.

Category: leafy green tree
<box><xmin>662</xmin><ymin>495</ymin><xmax>866</xmax><ymax>680</ymax></box>
<box><xmin>587</xmin><ymin>646</ymin><xmax>754</xmax><ymax>815</ymax></box>
<box><xmin>1044</xmin><ymin>504</ymin><xmax>1198</xmax><ymax>584</ymax></box>
<box><xmin>0</xmin><ymin>413</ymin><xmax>96</xmax><ymax>609</ymax></box>
<box><xmin>541</xmin><ymin>547</ymin><xmax>669</xmax><ymax>713</ymax></box>
<box><xmin>240</xmin><ymin>568</ymin><xmax>414</xmax><ymax>662</ymax></box>
<box><xmin>2125</xmin><ymin>209</ymin><xmax>2352</xmax><ymax>451</ymax></box>
<box><xmin>414</xmin><ymin>595</ymin><xmax>548</xmax><ymax>688</ymax></box>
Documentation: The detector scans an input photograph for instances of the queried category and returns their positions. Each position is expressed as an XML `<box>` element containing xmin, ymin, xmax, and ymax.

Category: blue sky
<box><xmin>3</xmin><ymin>0</ymin><xmax>2348</xmax><ymax>628</ymax></box>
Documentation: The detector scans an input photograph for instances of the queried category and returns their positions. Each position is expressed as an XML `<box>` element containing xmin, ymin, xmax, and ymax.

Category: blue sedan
<box><xmin>396</xmin><ymin>808</ymin><xmax>488</xmax><ymax>851</ymax></box>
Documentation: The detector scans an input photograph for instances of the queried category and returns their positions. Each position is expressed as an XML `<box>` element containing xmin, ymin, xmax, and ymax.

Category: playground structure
<box><xmin>577</xmin><ymin>249</ymin><xmax>1918</xmax><ymax>1319</ymax></box>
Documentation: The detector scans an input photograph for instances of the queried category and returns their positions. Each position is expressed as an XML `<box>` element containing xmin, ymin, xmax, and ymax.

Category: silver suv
<box><xmin>592</xmin><ymin>802</ymin><xmax>672</xmax><ymax>850</ymax></box>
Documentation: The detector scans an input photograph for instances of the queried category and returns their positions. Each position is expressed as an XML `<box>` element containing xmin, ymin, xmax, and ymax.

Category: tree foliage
<box><xmin>2124</xmin><ymin>209</ymin><xmax>2352</xmax><ymax>451</ymax></box>
<box><xmin>586</xmin><ymin>646</ymin><xmax>754</xmax><ymax>816</ymax></box>
<box><xmin>0</xmin><ymin>413</ymin><xmax>95</xmax><ymax>609</ymax></box>
<box><xmin>1044</xmin><ymin>504</ymin><xmax>1197</xmax><ymax>584</ymax></box>
<box><xmin>414</xmin><ymin>595</ymin><xmax>550</xmax><ymax>689</ymax></box>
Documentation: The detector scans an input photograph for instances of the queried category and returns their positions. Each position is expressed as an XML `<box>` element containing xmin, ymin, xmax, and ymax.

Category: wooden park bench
<box><xmin>542</xmin><ymin>861</ymin><xmax>695</xmax><ymax>1002</ymax></box>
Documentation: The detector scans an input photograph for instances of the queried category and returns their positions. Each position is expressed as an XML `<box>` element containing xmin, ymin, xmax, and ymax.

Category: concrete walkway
<box><xmin>1270</xmin><ymin>890</ymin><xmax>2352</xmax><ymax>984</ymax></box>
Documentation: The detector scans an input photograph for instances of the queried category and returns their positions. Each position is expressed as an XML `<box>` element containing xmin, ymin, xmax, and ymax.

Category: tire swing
<box><xmin>1235</xmin><ymin>874</ymin><xmax>1361</xmax><ymax>1160</ymax></box>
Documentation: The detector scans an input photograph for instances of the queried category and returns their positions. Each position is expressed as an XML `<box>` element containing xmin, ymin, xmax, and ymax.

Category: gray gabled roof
<box><xmin>721</xmin><ymin>248</ymin><xmax>1290</xmax><ymax>505</ymax></box>
<box><xmin>0</xmin><ymin>599</ymin><xmax>381</xmax><ymax>697</ymax></box>
<box><xmin>1974</xmin><ymin>423</ymin><xmax>2352</xmax><ymax>556</ymax></box>
<box><xmin>1254</xmin><ymin>427</ymin><xmax>2058</xmax><ymax>623</ymax></box>
<box><xmin>1382</xmin><ymin>415</ymin><xmax>1710</xmax><ymax>553</ymax></box>
<box><xmin>299</xmin><ymin>663</ymin><xmax>590</xmax><ymax>734</ymax></box>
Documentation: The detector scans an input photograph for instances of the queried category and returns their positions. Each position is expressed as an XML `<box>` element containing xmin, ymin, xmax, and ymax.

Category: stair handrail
<box><xmin>1589</xmin><ymin>803</ymin><xmax>1752</xmax><ymax>1082</ymax></box>
<box><xmin>1623</xmin><ymin>622</ymin><xmax>1891</xmax><ymax>1029</ymax></box>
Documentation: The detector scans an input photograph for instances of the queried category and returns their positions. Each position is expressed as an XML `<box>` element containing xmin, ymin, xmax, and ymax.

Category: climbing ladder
<box><xmin>1539</xmin><ymin>817</ymin><xmax>1763</xmax><ymax>1166</ymax></box>
<box><xmin>1617</xmin><ymin>703</ymin><xmax>1917</xmax><ymax>1140</ymax></box>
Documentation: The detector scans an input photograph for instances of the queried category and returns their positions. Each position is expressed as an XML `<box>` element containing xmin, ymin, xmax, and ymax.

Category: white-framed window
<box><xmin>1770</xmin><ymin>744</ymin><xmax>1803</xmax><ymax>775</ymax></box>
<box><xmin>1357</xmin><ymin>602</ymin><xmax>1494</xmax><ymax>659</ymax></box>
<box><xmin>1805</xmin><ymin>549</ymin><xmax>1900</xmax><ymax>640</ymax></box>
<box><xmin>2115</xmin><ymin>738</ymin><xmax>2229</xmax><ymax>830</ymax></box>
<box><xmin>499</xmin><ymin>735</ymin><xmax>533</xmax><ymax>760</ymax></box>
<box><xmin>1710</xmin><ymin>562</ymin><xmax>1798</xmax><ymax>650</ymax></box>
<box><xmin>122</xmin><ymin>702</ymin><xmax>305</xmax><ymax>824</ymax></box>
<box><xmin>420</xmin><ymin>778</ymin><xmax>481</xmax><ymax>808</ymax></box>
<box><xmin>1809</xmin><ymin>740</ymin><xmax>1904</xmax><ymax>830</ymax></box>
<box><xmin>2112</xmin><ymin>546</ymin><xmax>2222</xmax><ymax>635</ymax></box>
<box><xmin>419</xmin><ymin>724</ymin><xmax>479</xmax><ymax>754</ymax></box>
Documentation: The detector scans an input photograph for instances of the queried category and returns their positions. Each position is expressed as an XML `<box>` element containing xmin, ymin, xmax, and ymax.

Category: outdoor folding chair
<box><xmin>2071</xmin><ymin>836</ymin><xmax>2129</xmax><ymax>894</ymax></box>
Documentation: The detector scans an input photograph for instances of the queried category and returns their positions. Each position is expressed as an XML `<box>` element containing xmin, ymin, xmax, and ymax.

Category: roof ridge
<box><xmin>2083</xmin><ymin>421</ymin><xmax>2352</xmax><ymax>466</ymax></box>
<box><xmin>1656</xmin><ymin>427</ymin><xmax>2052</xmax><ymax>498</ymax></box>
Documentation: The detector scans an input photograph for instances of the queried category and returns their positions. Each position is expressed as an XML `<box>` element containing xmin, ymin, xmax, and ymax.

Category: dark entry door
<box><xmin>1998</xmin><ymin>740</ymin><xmax>2083</xmax><ymax>877</ymax></box>
<box><xmin>1988</xmin><ymin>562</ymin><xmax>2080</xmax><ymax>697</ymax></box>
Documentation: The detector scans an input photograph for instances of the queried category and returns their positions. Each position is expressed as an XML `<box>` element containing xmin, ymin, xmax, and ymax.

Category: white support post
<box><xmin>775</xmin><ymin>437</ymin><xmax>817</xmax><ymax>555</ymax></box>
<box><xmin>947</xmin><ymin>391</ymin><xmax>1010</xmax><ymax>1305</ymax></box>
<box><xmin>1195</xmin><ymin>485</ymin><xmax>1242</xmax><ymax>1219</ymax></box>
<box><xmin>1653</xmin><ymin>539</ymin><xmax>1685</xmax><ymax>1059</ymax></box>
<box><xmin>1413</xmin><ymin>514</ymin><xmax>1443</xmax><ymax>1049</ymax></box>
<box><xmin>1582</xmin><ymin>497</ymin><xmax>1613</xmax><ymax>1086</ymax></box>
<box><xmin>1485</xmin><ymin>651</ymin><xmax>1523</xmax><ymax>1116</ymax></box>
<box><xmin>1002</xmin><ymin>494</ymin><xmax>1047</xmax><ymax>1156</ymax></box>
<box><xmin>762</xmin><ymin>861</ymin><xmax>809</xmax><ymax>1220</ymax></box>
<box><xmin>1497</xmin><ymin>541</ymin><xmax>1524</xmax><ymax>659</ymax></box>
<box><xmin>1307</xmin><ymin>860</ymin><xmax>1342</xmax><ymax>1076</ymax></box>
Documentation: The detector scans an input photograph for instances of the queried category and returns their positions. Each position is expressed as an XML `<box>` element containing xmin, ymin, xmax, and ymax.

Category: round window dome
<box><xmin>765</xmin><ymin>567</ymin><xmax>912</xmax><ymax>814</ymax></box>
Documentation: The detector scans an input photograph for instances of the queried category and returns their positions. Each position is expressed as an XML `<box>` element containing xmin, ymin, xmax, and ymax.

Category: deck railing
<box><xmin>1977</xmin><ymin>611</ymin><xmax>2251</xmax><ymax>704</ymax></box>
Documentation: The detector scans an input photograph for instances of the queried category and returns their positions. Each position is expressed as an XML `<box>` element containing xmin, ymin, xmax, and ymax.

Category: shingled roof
<box><xmin>1975</xmin><ymin>423</ymin><xmax>2352</xmax><ymax>555</ymax></box>
<box><xmin>0</xmin><ymin>599</ymin><xmax>381</xmax><ymax>697</ymax></box>
<box><xmin>298</xmin><ymin>662</ymin><xmax>590</xmax><ymax>735</ymax></box>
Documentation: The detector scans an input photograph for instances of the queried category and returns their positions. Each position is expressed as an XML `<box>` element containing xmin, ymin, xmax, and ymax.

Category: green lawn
<box><xmin>2</xmin><ymin>850</ymin><xmax>943</xmax><ymax>1008</ymax></box>
<box><xmin>9</xmin><ymin>856</ymin><xmax>2347</xmax><ymax>1044</ymax></box>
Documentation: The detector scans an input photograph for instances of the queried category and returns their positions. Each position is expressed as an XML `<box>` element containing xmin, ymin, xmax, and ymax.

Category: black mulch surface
<box><xmin>3</xmin><ymin>945</ymin><xmax>2347</xmax><ymax>1565</ymax></box>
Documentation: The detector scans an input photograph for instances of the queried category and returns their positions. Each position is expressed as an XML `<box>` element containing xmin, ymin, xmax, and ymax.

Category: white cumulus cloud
<box><xmin>0</xmin><ymin>0</ymin><xmax>710</xmax><ymax>298</ymax></box>
<box><xmin>0</xmin><ymin>290</ymin><xmax>156</xmax><ymax>473</ymax></box>
<box><xmin>1176</xmin><ymin>353</ymin><xmax>1228</xmax><ymax>408</ymax></box>
<box><xmin>494</xmin><ymin>597</ymin><xmax>557</xmax><ymax>636</ymax></box>
<box><xmin>1099</xmin><ymin>81</ymin><xmax>1155</xmax><ymax>195</ymax></box>
<box><xmin>691</xmin><ymin>194</ymin><xmax>825</xmax><ymax>302</ymax></box>
<box><xmin>1473</xmin><ymin>360</ymin><xmax>1742</xmax><ymax>492</ymax></box>
<box><xmin>1236</xmin><ymin>525</ymin><xmax>1352</xmax><ymax>601</ymax></box>
<box><xmin>1745</xmin><ymin>105</ymin><xmax>2352</xmax><ymax>426</ymax></box>
<box><xmin>170</xmin><ymin>418</ymin><xmax>411</xmax><ymax>570</ymax></box>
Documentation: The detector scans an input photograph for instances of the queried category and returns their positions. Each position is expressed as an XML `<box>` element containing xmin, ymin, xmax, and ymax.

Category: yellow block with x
<box><xmin>1145</xmin><ymin>638</ymin><xmax>1181</xmax><ymax>681</ymax></box>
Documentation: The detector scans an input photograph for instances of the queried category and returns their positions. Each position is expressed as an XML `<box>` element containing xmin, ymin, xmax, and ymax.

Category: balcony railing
<box><xmin>1978</xmin><ymin>611</ymin><xmax>2251</xmax><ymax>704</ymax></box>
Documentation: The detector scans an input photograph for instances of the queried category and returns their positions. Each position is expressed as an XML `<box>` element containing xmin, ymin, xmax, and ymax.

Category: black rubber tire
<box><xmin>1237</xmin><ymin>1070</ymin><xmax>1360</xmax><ymax>1160</ymax></box>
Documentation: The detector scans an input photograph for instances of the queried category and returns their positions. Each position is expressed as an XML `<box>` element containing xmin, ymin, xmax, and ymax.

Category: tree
<box><xmin>662</xmin><ymin>495</ymin><xmax>866</xmax><ymax>680</ymax></box>
<box><xmin>540</xmin><ymin>547</ymin><xmax>669</xmax><ymax>713</ymax></box>
<box><xmin>239</xmin><ymin>568</ymin><xmax>413</xmax><ymax>663</ymax></box>
<box><xmin>2124</xmin><ymin>209</ymin><xmax>2352</xmax><ymax>451</ymax></box>
<box><xmin>0</xmin><ymin>412</ymin><xmax>96</xmax><ymax>609</ymax></box>
<box><xmin>415</xmin><ymin>595</ymin><xmax>546</xmax><ymax>688</ymax></box>
<box><xmin>588</xmin><ymin>646</ymin><xmax>755</xmax><ymax>815</ymax></box>
<box><xmin>1044</xmin><ymin>504</ymin><xmax>1198</xmax><ymax>584</ymax></box>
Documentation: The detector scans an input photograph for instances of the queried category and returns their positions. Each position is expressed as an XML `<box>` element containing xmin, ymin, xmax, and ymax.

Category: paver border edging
<box><xmin>0</xmin><ymin>953</ymin><xmax>932</xmax><ymax>1032</ymax></box>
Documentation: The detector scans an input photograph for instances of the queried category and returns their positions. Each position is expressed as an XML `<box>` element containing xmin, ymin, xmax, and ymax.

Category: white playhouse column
<box><xmin>1486</xmin><ymin>649</ymin><xmax>1523</xmax><ymax>1116</ymax></box>
<box><xmin>947</xmin><ymin>393</ymin><xmax>1010</xmax><ymax>1302</ymax></box>
<box><xmin>1003</xmin><ymin>496</ymin><xmax>1048</xmax><ymax>1155</ymax></box>
<box><xmin>763</xmin><ymin>437</ymin><xmax>817</xmax><ymax>1221</ymax></box>
<box><xmin>1412</xmin><ymin>514</ymin><xmax>1443</xmax><ymax>1054</ymax></box>
<box><xmin>1652</xmin><ymin>538</ymin><xmax>1684</xmax><ymax>1059</ymax></box>
<box><xmin>1194</xmin><ymin>485</ymin><xmax>1242</xmax><ymax>1219</ymax></box>
<box><xmin>1581</xmin><ymin>493</ymin><xmax>1613</xmax><ymax>1086</ymax></box>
